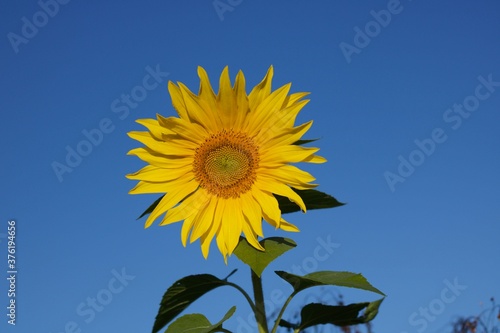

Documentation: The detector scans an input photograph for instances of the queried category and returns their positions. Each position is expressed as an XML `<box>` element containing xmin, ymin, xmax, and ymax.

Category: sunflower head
<box><xmin>127</xmin><ymin>66</ymin><xmax>325</xmax><ymax>260</ymax></box>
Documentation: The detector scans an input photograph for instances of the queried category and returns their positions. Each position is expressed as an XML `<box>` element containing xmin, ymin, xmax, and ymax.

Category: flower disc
<box><xmin>194</xmin><ymin>130</ymin><xmax>259</xmax><ymax>199</ymax></box>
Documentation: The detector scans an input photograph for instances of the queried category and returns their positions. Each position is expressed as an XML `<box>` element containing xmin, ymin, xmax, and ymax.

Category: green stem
<box><xmin>227</xmin><ymin>281</ymin><xmax>257</xmax><ymax>315</ymax></box>
<box><xmin>270</xmin><ymin>292</ymin><xmax>297</xmax><ymax>333</ymax></box>
<box><xmin>251</xmin><ymin>269</ymin><xmax>269</xmax><ymax>333</ymax></box>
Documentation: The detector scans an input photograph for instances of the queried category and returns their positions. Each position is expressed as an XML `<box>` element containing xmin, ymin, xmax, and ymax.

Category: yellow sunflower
<box><xmin>127</xmin><ymin>66</ymin><xmax>325</xmax><ymax>260</ymax></box>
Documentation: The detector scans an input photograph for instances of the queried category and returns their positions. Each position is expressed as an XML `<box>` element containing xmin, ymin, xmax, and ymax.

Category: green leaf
<box><xmin>293</xmin><ymin>138</ymin><xmax>319</xmax><ymax>145</ymax></box>
<box><xmin>137</xmin><ymin>195</ymin><xmax>163</xmax><ymax>219</ymax></box>
<box><xmin>275</xmin><ymin>271</ymin><xmax>385</xmax><ymax>296</ymax></box>
<box><xmin>152</xmin><ymin>274</ymin><xmax>235</xmax><ymax>333</ymax></box>
<box><xmin>275</xmin><ymin>189</ymin><xmax>345</xmax><ymax>214</ymax></box>
<box><xmin>164</xmin><ymin>306</ymin><xmax>236</xmax><ymax>333</ymax></box>
<box><xmin>233</xmin><ymin>237</ymin><xmax>296</xmax><ymax>277</ymax></box>
<box><xmin>281</xmin><ymin>299</ymin><xmax>384</xmax><ymax>330</ymax></box>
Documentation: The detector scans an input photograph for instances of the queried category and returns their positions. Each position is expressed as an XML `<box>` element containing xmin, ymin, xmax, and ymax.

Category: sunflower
<box><xmin>127</xmin><ymin>66</ymin><xmax>325</xmax><ymax>260</ymax></box>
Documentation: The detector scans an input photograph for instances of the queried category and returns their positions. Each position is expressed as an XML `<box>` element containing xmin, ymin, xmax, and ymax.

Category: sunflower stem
<box><xmin>251</xmin><ymin>269</ymin><xmax>269</xmax><ymax>333</ymax></box>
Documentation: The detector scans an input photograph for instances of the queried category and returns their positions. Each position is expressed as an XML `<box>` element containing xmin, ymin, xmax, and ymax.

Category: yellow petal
<box><xmin>178</xmin><ymin>82</ymin><xmax>218</xmax><ymax>132</ymax></box>
<box><xmin>215</xmin><ymin>200</ymin><xmax>228</xmax><ymax>261</ymax></box>
<box><xmin>303</xmin><ymin>154</ymin><xmax>327</xmax><ymax>164</ymax></box>
<box><xmin>258</xmin><ymin>165</ymin><xmax>317</xmax><ymax>190</ymax></box>
<box><xmin>128</xmin><ymin>131</ymin><xmax>194</xmax><ymax>156</ymax></box>
<box><xmin>232</xmin><ymin>70</ymin><xmax>249</xmax><ymax>130</ymax></box>
<box><xmin>242</xmin><ymin>220</ymin><xmax>264</xmax><ymax>251</ymax></box>
<box><xmin>135</xmin><ymin>118</ymin><xmax>172</xmax><ymax>139</ymax></box>
<box><xmin>160</xmin><ymin>190</ymin><xmax>205</xmax><ymax>226</ymax></box>
<box><xmin>168</xmin><ymin>81</ymin><xmax>189</xmax><ymax>120</ymax></box>
<box><xmin>258</xmin><ymin>120</ymin><xmax>312</xmax><ymax>150</ymax></box>
<box><xmin>128</xmin><ymin>181</ymin><xmax>167</xmax><ymax>194</ymax></box>
<box><xmin>217</xmin><ymin>66</ymin><xmax>237</xmax><ymax>128</ymax></box>
<box><xmin>222</xmin><ymin>198</ymin><xmax>244</xmax><ymax>255</ymax></box>
<box><xmin>282</xmin><ymin>92</ymin><xmax>310</xmax><ymax>109</ymax></box>
<box><xmin>126</xmin><ymin>164</ymin><xmax>192</xmax><ymax>182</ymax></box>
<box><xmin>260</xmin><ymin>145</ymin><xmax>321</xmax><ymax>166</ymax></box>
<box><xmin>279</xmin><ymin>218</ymin><xmax>300</xmax><ymax>232</ymax></box>
<box><xmin>251</xmin><ymin>188</ymin><xmax>281</xmax><ymax>229</ymax></box>
<box><xmin>200</xmin><ymin>197</ymin><xmax>223</xmax><ymax>259</ymax></box>
<box><xmin>181</xmin><ymin>214</ymin><xmax>196</xmax><ymax>247</ymax></box>
<box><xmin>264</xmin><ymin>98</ymin><xmax>309</xmax><ymax>131</ymax></box>
<box><xmin>197</xmin><ymin>66</ymin><xmax>217</xmax><ymax>105</ymax></box>
<box><xmin>200</xmin><ymin>226</ymin><xmax>216</xmax><ymax>259</ymax></box>
<box><xmin>240</xmin><ymin>192</ymin><xmax>264</xmax><ymax>237</ymax></box>
<box><xmin>255</xmin><ymin>176</ymin><xmax>306</xmax><ymax>212</ymax></box>
<box><xmin>157</xmin><ymin>115</ymin><xmax>208</xmax><ymax>143</ymax></box>
<box><xmin>144</xmin><ymin>180</ymin><xmax>199</xmax><ymax>228</ymax></box>
<box><xmin>245</xmin><ymin>83</ymin><xmax>291</xmax><ymax>135</ymax></box>
<box><xmin>128</xmin><ymin>173</ymin><xmax>194</xmax><ymax>194</ymax></box>
<box><xmin>197</xmin><ymin>66</ymin><xmax>223</xmax><ymax>129</ymax></box>
<box><xmin>190</xmin><ymin>195</ymin><xmax>217</xmax><ymax>243</ymax></box>
<box><xmin>248</xmin><ymin>66</ymin><xmax>273</xmax><ymax>112</ymax></box>
<box><xmin>127</xmin><ymin>148</ymin><xmax>193</xmax><ymax>169</ymax></box>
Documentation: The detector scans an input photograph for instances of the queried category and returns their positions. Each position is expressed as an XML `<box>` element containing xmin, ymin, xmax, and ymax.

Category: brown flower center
<box><xmin>193</xmin><ymin>130</ymin><xmax>259</xmax><ymax>198</ymax></box>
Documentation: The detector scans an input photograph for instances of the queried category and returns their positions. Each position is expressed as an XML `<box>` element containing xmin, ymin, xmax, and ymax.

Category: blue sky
<box><xmin>1</xmin><ymin>1</ymin><xmax>499</xmax><ymax>332</ymax></box>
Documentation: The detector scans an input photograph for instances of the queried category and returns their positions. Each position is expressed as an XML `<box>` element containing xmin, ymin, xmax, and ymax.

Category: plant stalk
<box><xmin>270</xmin><ymin>292</ymin><xmax>296</xmax><ymax>333</ymax></box>
<box><xmin>251</xmin><ymin>269</ymin><xmax>269</xmax><ymax>333</ymax></box>
<box><xmin>226</xmin><ymin>281</ymin><xmax>257</xmax><ymax>314</ymax></box>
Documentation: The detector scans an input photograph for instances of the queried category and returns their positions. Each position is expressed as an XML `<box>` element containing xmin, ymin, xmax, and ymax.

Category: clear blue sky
<box><xmin>1</xmin><ymin>1</ymin><xmax>499</xmax><ymax>332</ymax></box>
